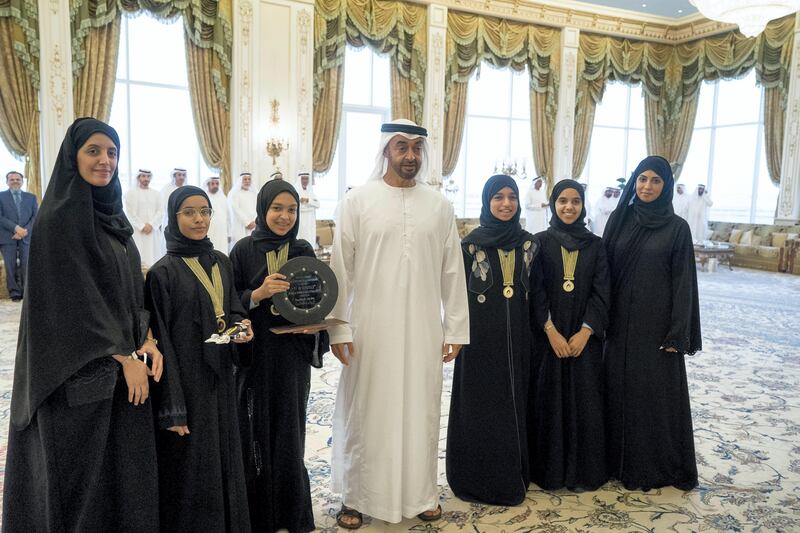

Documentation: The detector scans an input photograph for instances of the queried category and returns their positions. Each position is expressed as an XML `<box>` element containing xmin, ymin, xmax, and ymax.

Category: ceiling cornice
<box><xmin>414</xmin><ymin>0</ymin><xmax>739</xmax><ymax>44</ymax></box>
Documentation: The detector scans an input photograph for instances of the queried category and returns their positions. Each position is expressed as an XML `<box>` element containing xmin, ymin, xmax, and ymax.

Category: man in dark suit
<box><xmin>0</xmin><ymin>171</ymin><xmax>38</xmax><ymax>301</ymax></box>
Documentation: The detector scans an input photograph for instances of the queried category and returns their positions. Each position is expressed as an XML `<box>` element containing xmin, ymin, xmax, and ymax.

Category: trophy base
<box><xmin>269</xmin><ymin>318</ymin><xmax>348</xmax><ymax>335</ymax></box>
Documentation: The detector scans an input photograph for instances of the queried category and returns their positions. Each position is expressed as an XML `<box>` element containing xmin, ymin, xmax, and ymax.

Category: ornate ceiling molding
<box><xmin>413</xmin><ymin>0</ymin><xmax>738</xmax><ymax>43</ymax></box>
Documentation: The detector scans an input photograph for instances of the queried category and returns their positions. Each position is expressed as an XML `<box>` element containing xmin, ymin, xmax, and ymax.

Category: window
<box><xmin>579</xmin><ymin>82</ymin><xmax>646</xmax><ymax>200</ymax></box>
<box><xmin>681</xmin><ymin>70</ymin><xmax>775</xmax><ymax>223</ymax></box>
<box><xmin>448</xmin><ymin>66</ymin><xmax>534</xmax><ymax>217</ymax></box>
<box><xmin>109</xmin><ymin>15</ymin><xmax>215</xmax><ymax>193</ymax></box>
<box><xmin>315</xmin><ymin>46</ymin><xmax>391</xmax><ymax>219</ymax></box>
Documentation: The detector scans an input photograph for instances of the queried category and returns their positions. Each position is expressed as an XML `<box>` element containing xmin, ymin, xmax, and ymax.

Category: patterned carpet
<box><xmin>1</xmin><ymin>267</ymin><xmax>799</xmax><ymax>532</ymax></box>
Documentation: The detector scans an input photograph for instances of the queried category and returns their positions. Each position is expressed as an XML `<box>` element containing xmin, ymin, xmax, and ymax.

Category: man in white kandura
<box><xmin>124</xmin><ymin>169</ymin><xmax>162</xmax><ymax>268</ymax></box>
<box><xmin>297</xmin><ymin>171</ymin><xmax>319</xmax><ymax>247</ymax></box>
<box><xmin>592</xmin><ymin>186</ymin><xmax>617</xmax><ymax>237</ymax></box>
<box><xmin>204</xmin><ymin>176</ymin><xmax>230</xmax><ymax>251</ymax></box>
<box><xmin>523</xmin><ymin>177</ymin><xmax>548</xmax><ymax>234</ymax></box>
<box><xmin>228</xmin><ymin>172</ymin><xmax>258</xmax><ymax>250</ymax></box>
<box><xmin>328</xmin><ymin>119</ymin><xmax>470</xmax><ymax>529</ymax></box>
<box><xmin>159</xmin><ymin>167</ymin><xmax>187</xmax><ymax>255</ymax></box>
<box><xmin>687</xmin><ymin>184</ymin><xmax>713</xmax><ymax>243</ymax></box>
<box><xmin>673</xmin><ymin>183</ymin><xmax>690</xmax><ymax>221</ymax></box>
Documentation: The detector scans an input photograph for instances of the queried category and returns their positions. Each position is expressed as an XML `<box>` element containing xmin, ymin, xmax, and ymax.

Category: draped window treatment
<box><xmin>0</xmin><ymin>1</ymin><xmax>41</xmax><ymax>199</ymax></box>
<box><xmin>313</xmin><ymin>0</ymin><xmax>427</xmax><ymax>174</ymax></box>
<box><xmin>576</xmin><ymin>16</ymin><xmax>794</xmax><ymax>182</ymax></box>
<box><xmin>70</xmin><ymin>0</ymin><xmax>233</xmax><ymax>190</ymax></box>
<box><xmin>442</xmin><ymin>11</ymin><xmax>560</xmax><ymax>182</ymax></box>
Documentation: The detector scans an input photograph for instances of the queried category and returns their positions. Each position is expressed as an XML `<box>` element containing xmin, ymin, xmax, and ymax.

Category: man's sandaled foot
<box><xmin>418</xmin><ymin>504</ymin><xmax>442</xmax><ymax>521</ymax></box>
<box><xmin>337</xmin><ymin>505</ymin><xmax>363</xmax><ymax>530</ymax></box>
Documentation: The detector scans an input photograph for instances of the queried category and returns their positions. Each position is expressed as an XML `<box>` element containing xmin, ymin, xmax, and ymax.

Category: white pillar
<box><xmin>551</xmin><ymin>27</ymin><xmax>580</xmax><ymax>183</ymax></box>
<box><xmin>422</xmin><ymin>3</ymin><xmax>447</xmax><ymax>187</ymax></box>
<box><xmin>37</xmin><ymin>0</ymin><xmax>75</xmax><ymax>191</ymax></box>
<box><xmin>254</xmin><ymin>0</ymin><xmax>314</xmax><ymax>187</ymax></box>
<box><xmin>231</xmin><ymin>0</ymin><xmax>258</xmax><ymax>188</ymax></box>
<box><xmin>775</xmin><ymin>13</ymin><xmax>800</xmax><ymax>225</ymax></box>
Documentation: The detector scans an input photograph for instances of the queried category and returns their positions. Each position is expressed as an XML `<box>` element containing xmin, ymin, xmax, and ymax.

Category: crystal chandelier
<box><xmin>690</xmin><ymin>0</ymin><xmax>800</xmax><ymax>37</ymax></box>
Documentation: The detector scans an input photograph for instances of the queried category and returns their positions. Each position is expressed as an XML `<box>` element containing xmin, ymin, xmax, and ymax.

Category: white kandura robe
<box><xmin>673</xmin><ymin>192</ymin><xmax>690</xmax><ymax>221</ymax></box>
<box><xmin>328</xmin><ymin>179</ymin><xmax>470</xmax><ymax>523</ymax></box>
<box><xmin>298</xmin><ymin>186</ymin><xmax>320</xmax><ymax>247</ymax></box>
<box><xmin>206</xmin><ymin>190</ymin><xmax>230</xmax><ymax>252</ymax></box>
<box><xmin>124</xmin><ymin>187</ymin><xmax>162</xmax><ymax>268</ymax></box>
<box><xmin>687</xmin><ymin>193</ymin><xmax>713</xmax><ymax>242</ymax></box>
<box><xmin>228</xmin><ymin>187</ymin><xmax>258</xmax><ymax>250</ymax></box>
<box><xmin>524</xmin><ymin>185</ymin><xmax>548</xmax><ymax>234</ymax></box>
<box><xmin>592</xmin><ymin>195</ymin><xmax>617</xmax><ymax>237</ymax></box>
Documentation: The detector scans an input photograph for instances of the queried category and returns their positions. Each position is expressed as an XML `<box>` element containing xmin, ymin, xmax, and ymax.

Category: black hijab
<box><xmin>546</xmin><ymin>179</ymin><xmax>597</xmax><ymax>251</ymax></box>
<box><xmin>251</xmin><ymin>179</ymin><xmax>301</xmax><ymax>253</ymax></box>
<box><xmin>11</xmin><ymin>118</ymin><xmax>142</xmax><ymax>429</ymax></box>
<box><xmin>462</xmin><ymin>174</ymin><xmax>530</xmax><ymax>251</ymax></box>
<box><xmin>164</xmin><ymin>185</ymin><xmax>215</xmax><ymax>258</ymax></box>
<box><xmin>603</xmin><ymin>155</ymin><xmax>676</xmax><ymax>290</ymax></box>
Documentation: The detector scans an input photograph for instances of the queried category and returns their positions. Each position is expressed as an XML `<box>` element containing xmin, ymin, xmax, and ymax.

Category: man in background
<box><xmin>228</xmin><ymin>172</ymin><xmax>257</xmax><ymax>250</ymax></box>
<box><xmin>0</xmin><ymin>171</ymin><xmax>38</xmax><ymax>301</ymax></box>
<box><xmin>297</xmin><ymin>171</ymin><xmax>319</xmax><ymax>247</ymax></box>
<box><xmin>204</xmin><ymin>176</ymin><xmax>230</xmax><ymax>251</ymax></box>
<box><xmin>524</xmin><ymin>177</ymin><xmax>548</xmax><ymax>234</ymax></box>
<box><xmin>124</xmin><ymin>169</ymin><xmax>162</xmax><ymax>268</ymax></box>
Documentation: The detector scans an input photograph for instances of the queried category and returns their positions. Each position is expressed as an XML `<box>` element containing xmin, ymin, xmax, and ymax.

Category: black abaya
<box><xmin>604</xmin><ymin>214</ymin><xmax>700</xmax><ymax>490</ymax></box>
<box><xmin>230</xmin><ymin>237</ymin><xmax>328</xmax><ymax>533</ymax></box>
<box><xmin>3</xmin><ymin>118</ymin><xmax>158</xmax><ymax>533</ymax></box>
<box><xmin>528</xmin><ymin>231</ymin><xmax>610</xmax><ymax>490</ymax></box>
<box><xmin>146</xmin><ymin>250</ymin><xmax>251</xmax><ymax>532</ymax></box>
<box><xmin>446</xmin><ymin>237</ymin><xmax>538</xmax><ymax>506</ymax></box>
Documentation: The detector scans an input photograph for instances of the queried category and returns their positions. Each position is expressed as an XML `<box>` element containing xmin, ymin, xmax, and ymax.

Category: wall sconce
<box><xmin>266</xmin><ymin>99</ymin><xmax>289</xmax><ymax>167</ymax></box>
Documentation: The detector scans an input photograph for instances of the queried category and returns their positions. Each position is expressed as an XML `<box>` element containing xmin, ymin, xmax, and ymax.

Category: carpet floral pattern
<box><xmin>1</xmin><ymin>268</ymin><xmax>799</xmax><ymax>532</ymax></box>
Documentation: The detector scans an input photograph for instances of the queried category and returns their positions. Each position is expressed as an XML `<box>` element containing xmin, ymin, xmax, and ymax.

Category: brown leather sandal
<box><xmin>417</xmin><ymin>504</ymin><xmax>442</xmax><ymax>521</ymax></box>
<box><xmin>336</xmin><ymin>505</ymin><xmax>363</xmax><ymax>530</ymax></box>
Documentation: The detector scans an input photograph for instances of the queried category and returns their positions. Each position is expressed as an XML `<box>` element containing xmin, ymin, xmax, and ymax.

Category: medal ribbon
<box><xmin>498</xmin><ymin>249</ymin><xmax>516</xmax><ymax>298</ymax></box>
<box><xmin>182</xmin><ymin>257</ymin><xmax>226</xmax><ymax>331</ymax></box>
<box><xmin>560</xmin><ymin>246</ymin><xmax>579</xmax><ymax>292</ymax></box>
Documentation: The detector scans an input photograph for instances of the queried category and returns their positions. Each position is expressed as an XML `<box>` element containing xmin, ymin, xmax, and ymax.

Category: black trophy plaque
<box><xmin>271</xmin><ymin>256</ymin><xmax>339</xmax><ymax>327</ymax></box>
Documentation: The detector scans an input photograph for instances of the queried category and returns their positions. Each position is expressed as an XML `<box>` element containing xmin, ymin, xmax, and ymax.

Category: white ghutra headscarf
<box><xmin>368</xmin><ymin>118</ymin><xmax>431</xmax><ymax>183</ymax></box>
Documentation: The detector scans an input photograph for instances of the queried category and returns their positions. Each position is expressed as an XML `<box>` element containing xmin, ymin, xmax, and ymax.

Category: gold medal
<box><xmin>503</xmin><ymin>286</ymin><xmax>514</xmax><ymax>299</ymax></box>
<box><xmin>270</xmin><ymin>304</ymin><xmax>280</xmax><ymax>316</ymax></box>
<box><xmin>217</xmin><ymin>317</ymin><xmax>226</xmax><ymax>333</ymax></box>
<box><xmin>477</xmin><ymin>294</ymin><xmax>486</xmax><ymax>303</ymax></box>
<box><xmin>562</xmin><ymin>280</ymin><xmax>574</xmax><ymax>292</ymax></box>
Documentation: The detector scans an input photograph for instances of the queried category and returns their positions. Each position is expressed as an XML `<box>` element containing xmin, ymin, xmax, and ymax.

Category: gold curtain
<box><xmin>73</xmin><ymin>18</ymin><xmax>120</xmax><ymax>121</ymax></box>
<box><xmin>312</xmin><ymin>67</ymin><xmax>345</xmax><ymax>173</ymax></box>
<box><xmin>0</xmin><ymin>12</ymin><xmax>41</xmax><ymax>199</ymax></box>
<box><xmin>442</xmin><ymin>81</ymin><xmax>468</xmax><ymax>176</ymax></box>
<box><xmin>572</xmin><ymin>78</ymin><xmax>599</xmax><ymax>178</ymax></box>
<box><xmin>644</xmin><ymin>93</ymin><xmax>699</xmax><ymax>180</ymax></box>
<box><xmin>763</xmin><ymin>86</ymin><xmax>784</xmax><ymax>185</ymax></box>
<box><xmin>443</xmin><ymin>11</ymin><xmax>560</xmax><ymax>180</ymax></box>
<box><xmin>185</xmin><ymin>35</ymin><xmax>231</xmax><ymax>189</ymax></box>
<box><xmin>390</xmin><ymin>66</ymin><xmax>414</xmax><ymax>121</ymax></box>
<box><xmin>530</xmin><ymin>90</ymin><xmax>553</xmax><ymax>180</ymax></box>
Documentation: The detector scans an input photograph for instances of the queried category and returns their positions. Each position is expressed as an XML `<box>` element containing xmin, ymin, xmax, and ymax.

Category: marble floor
<box><xmin>1</xmin><ymin>267</ymin><xmax>799</xmax><ymax>532</ymax></box>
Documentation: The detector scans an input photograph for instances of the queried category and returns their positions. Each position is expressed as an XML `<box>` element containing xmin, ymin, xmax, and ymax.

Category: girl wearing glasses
<box><xmin>145</xmin><ymin>185</ymin><xmax>254</xmax><ymax>532</ymax></box>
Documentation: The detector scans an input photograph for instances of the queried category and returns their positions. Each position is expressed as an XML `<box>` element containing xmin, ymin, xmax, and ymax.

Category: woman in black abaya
<box><xmin>230</xmin><ymin>180</ymin><xmax>329</xmax><ymax>532</ymax></box>
<box><xmin>528</xmin><ymin>179</ymin><xmax>610</xmax><ymax>491</ymax></box>
<box><xmin>145</xmin><ymin>186</ymin><xmax>253</xmax><ymax>532</ymax></box>
<box><xmin>446</xmin><ymin>174</ymin><xmax>539</xmax><ymax>506</ymax></box>
<box><xmin>3</xmin><ymin>118</ymin><xmax>163</xmax><ymax>532</ymax></box>
<box><xmin>603</xmin><ymin>155</ymin><xmax>701</xmax><ymax>491</ymax></box>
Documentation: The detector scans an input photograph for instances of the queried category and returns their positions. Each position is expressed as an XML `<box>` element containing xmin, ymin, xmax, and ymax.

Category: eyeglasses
<box><xmin>176</xmin><ymin>207</ymin><xmax>214</xmax><ymax>219</ymax></box>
